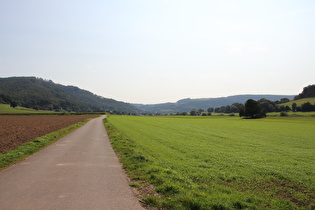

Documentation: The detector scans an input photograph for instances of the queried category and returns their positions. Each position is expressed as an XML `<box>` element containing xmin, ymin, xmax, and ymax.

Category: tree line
<box><xmin>184</xmin><ymin>97</ymin><xmax>315</xmax><ymax>117</ymax></box>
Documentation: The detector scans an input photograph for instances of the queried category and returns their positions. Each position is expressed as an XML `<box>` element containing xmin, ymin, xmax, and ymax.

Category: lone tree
<box><xmin>10</xmin><ymin>101</ymin><xmax>18</xmax><ymax>108</ymax></box>
<box><xmin>190</xmin><ymin>109</ymin><xmax>197</xmax><ymax>116</ymax></box>
<box><xmin>292</xmin><ymin>102</ymin><xmax>297</xmax><ymax>112</ymax></box>
<box><xmin>240</xmin><ymin>99</ymin><xmax>266</xmax><ymax>118</ymax></box>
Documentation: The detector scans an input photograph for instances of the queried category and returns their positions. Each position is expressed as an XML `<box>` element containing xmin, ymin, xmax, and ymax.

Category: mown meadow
<box><xmin>105</xmin><ymin>115</ymin><xmax>315</xmax><ymax>209</ymax></box>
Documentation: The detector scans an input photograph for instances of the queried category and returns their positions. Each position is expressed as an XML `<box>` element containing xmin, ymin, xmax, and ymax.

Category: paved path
<box><xmin>0</xmin><ymin>116</ymin><xmax>144</xmax><ymax>210</ymax></box>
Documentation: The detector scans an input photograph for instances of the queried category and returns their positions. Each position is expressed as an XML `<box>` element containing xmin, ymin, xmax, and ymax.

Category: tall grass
<box><xmin>105</xmin><ymin>116</ymin><xmax>315</xmax><ymax>209</ymax></box>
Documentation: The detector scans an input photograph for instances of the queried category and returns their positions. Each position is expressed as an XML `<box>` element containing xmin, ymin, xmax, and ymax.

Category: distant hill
<box><xmin>134</xmin><ymin>95</ymin><xmax>295</xmax><ymax>114</ymax></box>
<box><xmin>0</xmin><ymin>77</ymin><xmax>141</xmax><ymax>114</ymax></box>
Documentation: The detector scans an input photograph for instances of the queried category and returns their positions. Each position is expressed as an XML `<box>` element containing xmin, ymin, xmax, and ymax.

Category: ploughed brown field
<box><xmin>0</xmin><ymin>115</ymin><xmax>98</xmax><ymax>153</ymax></box>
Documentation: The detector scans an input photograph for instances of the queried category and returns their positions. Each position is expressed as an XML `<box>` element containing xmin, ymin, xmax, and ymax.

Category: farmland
<box><xmin>105</xmin><ymin>115</ymin><xmax>315</xmax><ymax>209</ymax></box>
<box><xmin>0</xmin><ymin>115</ymin><xmax>97</xmax><ymax>153</ymax></box>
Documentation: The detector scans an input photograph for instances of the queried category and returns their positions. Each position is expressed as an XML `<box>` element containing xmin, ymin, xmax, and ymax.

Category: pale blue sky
<box><xmin>1</xmin><ymin>0</ymin><xmax>315</xmax><ymax>104</ymax></box>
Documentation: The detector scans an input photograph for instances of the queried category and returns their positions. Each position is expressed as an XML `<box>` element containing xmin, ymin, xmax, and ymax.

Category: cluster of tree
<box><xmin>207</xmin><ymin>98</ymin><xmax>315</xmax><ymax>114</ymax></box>
<box><xmin>294</xmin><ymin>84</ymin><xmax>315</xmax><ymax>100</ymax></box>
<box><xmin>239</xmin><ymin>99</ymin><xmax>314</xmax><ymax>118</ymax></box>
<box><xmin>175</xmin><ymin>112</ymin><xmax>188</xmax><ymax>116</ymax></box>
<box><xmin>211</xmin><ymin>103</ymin><xmax>244</xmax><ymax>113</ymax></box>
<box><xmin>205</xmin><ymin>98</ymin><xmax>291</xmax><ymax>114</ymax></box>
<box><xmin>0</xmin><ymin>93</ymin><xmax>11</xmax><ymax>104</ymax></box>
<box><xmin>239</xmin><ymin>99</ymin><xmax>266</xmax><ymax>118</ymax></box>
<box><xmin>0</xmin><ymin>94</ymin><xmax>18</xmax><ymax>108</ymax></box>
<box><xmin>0</xmin><ymin>77</ymin><xmax>142</xmax><ymax>114</ymax></box>
<box><xmin>185</xmin><ymin>99</ymin><xmax>267</xmax><ymax>119</ymax></box>
<box><xmin>297</xmin><ymin>102</ymin><xmax>315</xmax><ymax>112</ymax></box>
<box><xmin>189</xmin><ymin>109</ymin><xmax>212</xmax><ymax>116</ymax></box>
<box><xmin>291</xmin><ymin>84</ymin><xmax>315</xmax><ymax>112</ymax></box>
<box><xmin>183</xmin><ymin>98</ymin><xmax>315</xmax><ymax>118</ymax></box>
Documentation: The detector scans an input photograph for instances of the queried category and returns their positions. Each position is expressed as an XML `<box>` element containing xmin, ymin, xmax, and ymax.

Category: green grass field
<box><xmin>105</xmin><ymin>115</ymin><xmax>315</xmax><ymax>209</ymax></box>
<box><xmin>281</xmin><ymin>97</ymin><xmax>315</xmax><ymax>108</ymax></box>
<box><xmin>0</xmin><ymin>104</ymin><xmax>50</xmax><ymax>113</ymax></box>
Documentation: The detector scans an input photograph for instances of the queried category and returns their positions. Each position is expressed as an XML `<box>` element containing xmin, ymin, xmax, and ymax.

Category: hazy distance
<box><xmin>1</xmin><ymin>1</ymin><xmax>314</xmax><ymax>104</ymax></box>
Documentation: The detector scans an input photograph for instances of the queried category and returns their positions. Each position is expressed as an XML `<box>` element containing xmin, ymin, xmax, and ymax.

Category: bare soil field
<box><xmin>0</xmin><ymin>115</ymin><xmax>97</xmax><ymax>153</ymax></box>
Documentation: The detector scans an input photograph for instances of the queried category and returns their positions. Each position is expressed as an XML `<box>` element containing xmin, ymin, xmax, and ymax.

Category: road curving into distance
<box><xmin>0</xmin><ymin>115</ymin><xmax>144</xmax><ymax>210</ymax></box>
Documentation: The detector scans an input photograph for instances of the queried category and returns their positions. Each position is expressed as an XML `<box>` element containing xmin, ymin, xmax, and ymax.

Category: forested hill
<box><xmin>134</xmin><ymin>94</ymin><xmax>295</xmax><ymax>114</ymax></box>
<box><xmin>0</xmin><ymin>77</ymin><xmax>141</xmax><ymax>114</ymax></box>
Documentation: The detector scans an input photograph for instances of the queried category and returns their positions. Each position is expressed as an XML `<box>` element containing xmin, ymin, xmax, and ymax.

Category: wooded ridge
<box><xmin>0</xmin><ymin>77</ymin><xmax>141</xmax><ymax>114</ymax></box>
<box><xmin>1</xmin><ymin>77</ymin><xmax>313</xmax><ymax>114</ymax></box>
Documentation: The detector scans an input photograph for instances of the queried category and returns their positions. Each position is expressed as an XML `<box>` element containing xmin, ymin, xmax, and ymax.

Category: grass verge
<box><xmin>104</xmin><ymin>115</ymin><xmax>315</xmax><ymax>209</ymax></box>
<box><xmin>0</xmin><ymin>117</ymin><xmax>94</xmax><ymax>170</ymax></box>
<box><xmin>103</xmin><ymin>118</ymin><xmax>162</xmax><ymax>208</ymax></box>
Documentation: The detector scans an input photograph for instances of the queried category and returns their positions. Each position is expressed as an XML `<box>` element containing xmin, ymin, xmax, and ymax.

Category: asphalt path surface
<box><xmin>0</xmin><ymin>116</ymin><xmax>144</xmax><ymax>210</ymax></box>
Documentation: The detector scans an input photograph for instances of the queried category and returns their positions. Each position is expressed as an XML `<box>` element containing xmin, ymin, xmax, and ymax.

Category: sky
<box><xmin>1</xmin><ymin>0</ymin><xmax>315</xmax><ymax>104</ymax></box>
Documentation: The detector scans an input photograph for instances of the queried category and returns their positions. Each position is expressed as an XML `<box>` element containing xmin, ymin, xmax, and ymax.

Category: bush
<box><xmin>280</xmin><ymin>112</ymin><xmax>289</xmax><ymax>117</ymax></box>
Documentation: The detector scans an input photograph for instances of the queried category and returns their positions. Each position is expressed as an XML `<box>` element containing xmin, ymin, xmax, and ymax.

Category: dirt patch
<box><xmin>128</xmin><ymin>178</ymin><xmax>159</xmax><ymax>210</ymax></box>
<box><xmin>265</xmin><ymin>179</ymin><xmax>315</xmax><ymax>207</ymax></box>
<box><xmin>0</xmin><ymin>115</ymin><xmax>97</xmax><ymax>153</ymax></box>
